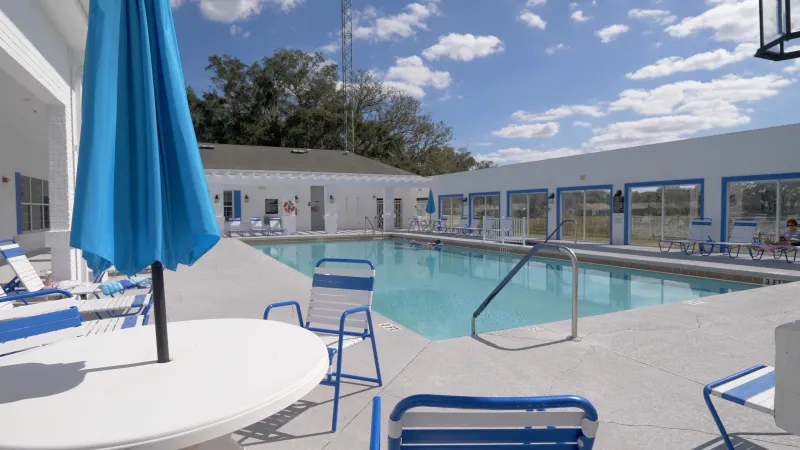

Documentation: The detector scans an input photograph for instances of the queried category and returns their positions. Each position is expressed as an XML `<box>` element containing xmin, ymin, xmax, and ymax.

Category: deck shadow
<box><xmin>691</xmin><ymin>433</ymin><xmax>796</xmax><ymax>450</ymax></box>
<box><xmin>234</xmin><ymin>384</ymin><xmax>377</xmax><ymax>445</ymax></box>
<box><xmin>471</xmin><ymin>333</ymin><xmax>571</xmax><ymax>351</ymax></box>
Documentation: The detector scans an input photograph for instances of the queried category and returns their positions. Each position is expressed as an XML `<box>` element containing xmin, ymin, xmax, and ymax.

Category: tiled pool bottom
<box><xmin>253</xmin><ymin>239</ymin><xmax>757</xmax><ymax>340</ymax></box>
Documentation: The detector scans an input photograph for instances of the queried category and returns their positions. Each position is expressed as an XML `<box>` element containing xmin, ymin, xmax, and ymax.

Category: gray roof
<box><xmin>199</xmin><ymin>143</ymin><xmax>412</xmax><ymax>176</ymax></box>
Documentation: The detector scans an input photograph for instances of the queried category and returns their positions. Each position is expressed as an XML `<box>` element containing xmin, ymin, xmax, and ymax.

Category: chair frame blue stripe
<box><xmin>374</xmin><ymin>394</ymin><xmax>598</xmax><ymax>450</ymax></box>
<box><xmin>264</xmin><ymin>258</ymin><xmax>382</xmax><ymax>432</ymax></box>
<box><xmin>703</xmin><ymin>364</ymin><xmax>770</xmax><ymax>450</ymax></box>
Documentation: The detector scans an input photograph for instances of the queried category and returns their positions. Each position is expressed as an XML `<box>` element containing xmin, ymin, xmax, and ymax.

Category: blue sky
<box><xmin>171</xmin><ymin>0</ymin><xmax>800</xmax><ymax>165</ymax></box>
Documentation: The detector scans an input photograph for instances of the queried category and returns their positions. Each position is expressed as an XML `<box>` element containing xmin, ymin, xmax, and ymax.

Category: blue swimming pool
<box><xmin>253</xmin><ymin>239</ymin><xmax>756</xmax><ymax>340</ymax></box>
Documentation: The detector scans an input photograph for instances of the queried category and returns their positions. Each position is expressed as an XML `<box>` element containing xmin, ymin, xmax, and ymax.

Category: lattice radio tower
<box><xmin>341</xmin><ymin>0</ymin><xmax>355</xmax><ymax>154</ymax></box>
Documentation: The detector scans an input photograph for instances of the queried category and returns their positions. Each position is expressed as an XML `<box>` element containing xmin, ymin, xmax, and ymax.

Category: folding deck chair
<box><xmin>750</xmin><ymin>244</ymin><xmax>798</xmax><ymax>263</ymax></box>
<box><xmin>268</xmin><ymin>217</ymin><xmax>287</xmax><ymax>235</ymax></box>
<box><xmin>700</xmin><ymin>218</ymin><xmax>758</xmax><ymax>257</ymax></box>
<box><xmin>264</xmin><ymin>258</ymin><xmax>382</xmax><ymax>431</ymax></box>
<box><xmin>250</xmin><ymin>217</ymin><xmax>269</xmax><ymax>236</ymax></box>
<box><xmin>368</xmin><ymin>394</ymin><xmax>600</xmax><ymax>450</ymax></box>
<box><xmin>0</xmin><ymin>296</ymin><xmax>149</xmax><ymax>356</ymax></box>
<box><xmin>704</xmin><ymin>365</ymin><xmax>776</xmax><ymax>450</ymax></box>
<box><xmin>226</xmin><ymin>218</ymin><xmax>250</xmax><ymax>237</ymax></box>
<box><xmin>659</xmin><ymin>218</ymin><xmax>713</xmax><ymax>254</ymax></box>
<box><xmin>1</xmin><ymin>240</ymin><xmax>152</xmax><ymax>318</ymax></box>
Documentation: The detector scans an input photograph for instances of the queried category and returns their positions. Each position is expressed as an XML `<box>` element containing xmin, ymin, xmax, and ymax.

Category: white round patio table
<box><xmin>0</xmin><ymin>319</ymin><xmax>329</xmax><ymax>450</ymax></box>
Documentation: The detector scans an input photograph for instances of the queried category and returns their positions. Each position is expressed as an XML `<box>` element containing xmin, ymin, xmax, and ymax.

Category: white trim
<box><xmin>206</xmin><ymin>169</ymin><xmax>429</xmax><ymax>187</ymax></box>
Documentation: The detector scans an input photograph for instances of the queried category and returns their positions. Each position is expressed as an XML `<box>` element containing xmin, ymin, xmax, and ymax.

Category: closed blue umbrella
<box><xmin>425</xmin><ymin>189</ymin><xmax>436</xmax><ymax>231</ymax></box>
<box><xmin>70</xmin><ymin>0</ymin><xmax>219</xmax><ymax>363</ymax></box>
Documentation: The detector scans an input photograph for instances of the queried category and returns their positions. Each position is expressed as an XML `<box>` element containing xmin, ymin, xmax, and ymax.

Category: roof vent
<box><xmin>199</xmin><ymin>144</ymin><xmax>215</xmax><ymax>150</ymax></box>
<box><xmin>291</xmin><ymin>148</ymin><xmax>309</xmax><ymax>154</ymax></box>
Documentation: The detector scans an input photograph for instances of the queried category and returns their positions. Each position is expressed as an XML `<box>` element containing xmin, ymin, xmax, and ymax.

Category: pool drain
<box><xmin>379</xmin><ymin>322</ymin><xmax>401</xmax><ymax>332</ymax></box>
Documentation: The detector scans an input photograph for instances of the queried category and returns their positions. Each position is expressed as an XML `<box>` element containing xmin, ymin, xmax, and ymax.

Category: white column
<box><xmin>45</xmin><ymin>103</ymin><xmax>83</xmax><ymax>281</ymax></box>
<box><xmin>281</xmin><ymin>184</ymin><xmax>297</xmax><ymax>235</ymax></box>
<box><xmin>324</xmin><ymin>185</ymin><xmax>338</xmax><ymax>234</ymax></box>
<box><xmin>383</xmin><ymin>186</ymin><xmax>395</xmax><ymax>232</ymax></box>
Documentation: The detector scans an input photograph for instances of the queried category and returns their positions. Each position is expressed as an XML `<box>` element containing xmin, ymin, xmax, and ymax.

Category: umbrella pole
<box><xmin>151</xmin><ymin>262</ymin><xmax>170</xmax><ymax>363</ymax></box>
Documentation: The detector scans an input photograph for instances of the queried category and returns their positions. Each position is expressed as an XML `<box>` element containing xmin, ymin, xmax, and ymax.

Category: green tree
<box><xmin>186</xmin><ymin>49</ymin><xmax>495</xmax><ymax>175</ymax></box>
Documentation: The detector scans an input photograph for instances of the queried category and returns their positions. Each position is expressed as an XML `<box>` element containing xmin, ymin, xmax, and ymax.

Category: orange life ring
<box><xmin>283</xmin><ymin>201</ymin><xmax>296</xmax><ymax>213</ymax></box>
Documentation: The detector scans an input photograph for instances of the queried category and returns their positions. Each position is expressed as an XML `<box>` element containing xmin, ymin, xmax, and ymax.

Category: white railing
<box><xmin>483</xmin><ymin>217</ymin><xmax>527</xmax><ymax>244</ymax></box>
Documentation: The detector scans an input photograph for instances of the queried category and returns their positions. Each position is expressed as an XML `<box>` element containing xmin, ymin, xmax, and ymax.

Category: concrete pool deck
<box><xmin>157</xmin><ymin>239</ymin><xmax>800</xmax><ymax>449</ymax></box>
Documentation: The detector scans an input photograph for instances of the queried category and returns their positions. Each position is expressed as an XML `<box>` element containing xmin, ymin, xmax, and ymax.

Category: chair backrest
<box><xmin>729</xmin><ymin>219</ymin><xmax>758</xmax><ymax>243</ymax></box>
<box><xmin>0</xmin><ymin>299</ymin><xmax>83</xmax><ymax>355</ymax></box>
<box><xmin>386</xmin><ymin>394</ymin><xmax>599</xmax><ymax>450</ymax></box>
<box><xmin>687</xmin><ymin>219</ymin><xmax>713</xmax><ymax>242</ymax></box>
<box><xmin>0</xmin><ymin>239</ymin><xmax>45</xmax><ymax>293</ymax></box>
<box><xmin>269</xmin><ymin>217</ymin><xmax>282</xmax><ymax>230</ymax></box>
<box><xmin>307</xmin><ymin>258</ymin><xmax>375</xmax><ymax>332</ymax></box>
<box><xmin>228</xmin><ymin>219</ymin><xmax>242</xmax><ymax>229</ymax></box>
<box><xmin>250</xmin><ymin>217</ymin><xmax>264</xmax><ymax>228</ymax></box>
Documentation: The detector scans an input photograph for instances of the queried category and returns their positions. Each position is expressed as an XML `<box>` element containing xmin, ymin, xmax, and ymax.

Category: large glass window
<box><xmin>223</xmin><ymin>190</ymin><xmax>234</xmax><ymax>220</ymax></box>
<box><xmin>629</xmin><ymin>183</ymin><xmax>701</xmax><ymax>245</ymax></box>
<box><xmin>727</xmin><ymin>178</ymin><xmax>800</xmax><ymax>240</ymax></box>
<box><xmin>18</xmin><ymin>176</ymin><xmax>50</xmax><ymax>232</ymax></box>
<box><xmin>560</xmin><ymin>189</ymin><xmax>611</xmax><ymax>243</ymax></box>
<box><xmin>510</xmin><ymin>191</ymin><xmax>547</xmax><ymax>238</ymax></box>
<box><xmin>471</xmin><ymin>193</ymin><xmax>500</xmax><ymax>225</ymax></box>
<box><xmin>440</xmin><ymin>196</ymin><xmax>462</xmax><ymax>227</ymax></box>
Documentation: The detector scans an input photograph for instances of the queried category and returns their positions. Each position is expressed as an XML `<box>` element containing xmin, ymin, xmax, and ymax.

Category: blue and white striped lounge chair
<box><xmin>659</xmin><ymin>218</ymin><xmax>713</xmax><ymax>254</ymax></box>
<box><xmin>0</xmin><ymin>240</ymin><xmax>151</xmax><ymax>318</ymax></box>
<box><xmin>700</xmin><ymin>219</ymin><xmax>758</xmax><ymax>257</ymax></box>
<box><xmin>250</xmin><ymin>217</ymin><xmax>269</xmax><ymax>236</ymax></box>
<box><xmin>704</xmin><ymin>365</ymin><xmax>775</xmax><ymax>450</ymax></box>
<box><xmin>267</xmin><ymin>217</ymin><xmax>286</xmax><ymax>235</ymax></box>
<box><xmin>1</xmin><ymin>287</ymin><xmax>153</xmax><ymax>321</ymax></box>
<box><xmin>0</xmin><ymin>296</ymin><xmax>149</xmax><ymax>356</ymax></box>
<box><xmin>264</xmin><ymin>258</ymin><xmax>382</xmax><ymax>432</ymax></box>
<box><xmin>226</xmin><ymin>218</ymin><xmax>250</xmax><ymax>237</ymax></box>
<box><xmin>750</xmin><ymin>244</ymin><xmax>798</xmax><ymax>263</ymax></box>
<box><xmin>368</xmin><ymin>394</ymin><xmax>600</xmax><ymax>450</ymax></box>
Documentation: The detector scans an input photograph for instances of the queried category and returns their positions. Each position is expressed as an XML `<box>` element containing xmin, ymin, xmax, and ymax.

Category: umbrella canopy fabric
<box><xmin>71</xmin><ymin>0</ymin><xmax>219</xmax><ymax>276</ymax></box>
<box><xmin>425</xmin><ymin>189</ymin><xmax>436</xmax><ymax>215</ymax></box>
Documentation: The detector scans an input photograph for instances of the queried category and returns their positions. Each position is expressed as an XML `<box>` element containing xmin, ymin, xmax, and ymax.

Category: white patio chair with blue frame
<box><xmin>704</xmin><ymin>364</ymin><xmax>776</xmax><ymax>450</ymax></box>
<box><xmin>1</xmin><ymin>239</ymin><xmax>152</xmax><ymax>318</ymax></box>
<box><xmin>263</xmin><ymin>258</ymin><xmax>382</xmax><ymax>432</ymax></box>
<box><xmin>699</xmin><ymin>218</ymin><xmax>758</xmax><ymax>257</ymax></box>
<box><xmin>226</xmin><ymin>218</ymin><xmax>250</xmax><ymax>237</ymax></box>
<box><xmin>268</xmin><ymin>217</ymin><xmax>287</xmax><ymax>235</ymax></box>
<box><xmin>659</xmin><ymin>218</ymin><xmax>713</xmax><ymax>254</ymax></box>
<box><xmin>0</xmin><ymin>294</ymin><xmax>150</xmax><ymax>356</ymax></box>
<box><xmin>250</xmin><ymin>217</ymin><xmax>269</xmax><ymax>236</ymax></box>
<box><xmin>368</xmin><ymin>394</ymin><xmax>600</xmax><ymax>450</ymax></box>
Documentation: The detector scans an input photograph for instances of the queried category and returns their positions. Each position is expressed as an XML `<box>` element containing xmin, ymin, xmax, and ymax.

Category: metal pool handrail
<box><xmin>364</xmin><ymin>216</ymin><xmax>377</xmax><ymax>237</ymax></box>
<box><xmin>471</xmin><ymin>243</ymin><xmax>580</xmax><ymax>341</ymax></box>
<box><xmin>545</xmin><ymin>219</ymin><xmax>578</xmax><ymax>244</ymax></box>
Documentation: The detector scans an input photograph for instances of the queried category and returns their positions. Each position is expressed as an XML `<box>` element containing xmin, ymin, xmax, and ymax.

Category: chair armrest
<box><xmin>263</xmin><ymin>301</ymin><xmax>304</xmax><ymax>327</ymax></box>
<box><xmin>1</xmin><ymin>289</ymin><xmax>73</xmax><ymax>305</ymax></box>
<box><xmin>339</xmin><ymin>305</ymin><xmax>372</xmax><ymax>330</ymax></box>
<box><xmin>370</xmin><ymin>396</ymin><xmax>381</xmax><ymax>450</ymax></box>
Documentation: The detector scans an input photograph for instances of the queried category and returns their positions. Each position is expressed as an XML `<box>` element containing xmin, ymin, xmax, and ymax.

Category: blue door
<box><xmin>233</xmin><ymin>190</ymin><xmax>241</xmax><ymax>219</ymax></box>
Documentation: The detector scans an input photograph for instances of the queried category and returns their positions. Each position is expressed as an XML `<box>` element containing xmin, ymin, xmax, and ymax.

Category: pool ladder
<box><xmin>364</xmin><ymin>216</ymin><xmax>380</xmax><ymax>237</ymax></box>
<box><xmin>471</xmin><ymin>243</ymin><xmax>580</xmax><ymax>341</ymax></box>
<box><xmin>545</xmin><ymin>219</ymin><xmax>578</xmax><ymax>244</ymax></box>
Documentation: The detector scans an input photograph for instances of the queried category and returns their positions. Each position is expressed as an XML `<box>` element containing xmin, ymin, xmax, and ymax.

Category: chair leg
<box><xmin>703</xmin><ymin>386</ymin><xmax>735</xmax><ymax>450</ymax></box>
<box><xmin>368</xmin><ymin>329</ymin><xmax>383</xmax><ymax>387</ymax></box>
<box><xmin>331</xmin><ymin>339</ymin><xmax>345</xmax><ymax>432</ymax></box>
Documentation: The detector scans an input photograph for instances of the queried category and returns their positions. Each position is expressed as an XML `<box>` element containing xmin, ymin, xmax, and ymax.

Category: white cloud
<box><xmin>665</xmin><ymin>0</ymin><xmax>757</xmax><ymax>44</ymax></box>
<box><xmin>626</xmin><ymin>43</ymin><xmax>758</xmax><ymax>79</ymax></box>
<box><xmin>475</xmin><ymin>142</ymin><xmax>494</xmax><ymax>146</ymax></box>
<box><xmin>596</xmin><ymin>24</ymin><xmax>629</xmax><ymax>43</ymax></box>
<box><xmin>520</xmin><ymin>11</ymin><xmax>546</xmax><ymax>30</ymax></box>
<box><xmin>354</xmin><ymin>2</ymin><xmax>438</xmax><ymax>41</ymax></box>
<box><xmin>230</xmin><ymin>24</ymin><xmax>250</xmax><ymax>37</ymax></box>
<box><xmin>573</xmin><ymin>121</ymin><xmax>592</xmax><ymax>127</ymax></box>
<box><xmin>380</xmin><ymin>55</ymin><xmax>451</xmax><ymax>99</ymax></box>
<box><xmin>422</xmin><ymin>33</ymin><xmax>504</xmax><ymax>61</ymax></box>
<box><xmin>571</xmin><ymin>11</ymin><xmax>591</xmax><ymax>22</ymax></box>
<box><xmin>545</xmin><ymin>43</ymin><xmax>568</xmax><ymax>55</ymax></box>
<box><xmin>195</xmin><ymin>0</ymin><xmax>305</xmax><ymax>22</ymax></box>
<box><xmin>588</xmin><ymin>73</ymin><xmax>794</xmax><ymax>150</ymax></box>
<box><xmin>318</xmin><ymin>41</ymin><xmax>340</xmax><ymax>54</ymax></box>
<box><xmin>569</xmin><ymin>2</ymin><xmax>579</xmax><ymax>9</ymax></box>
<box><xmin>476</xmin><ymin>147</ymin><xmax>585</xmax><ymax>164</ymax></box>
<box><xmin>628</xmin><ymin>9</ymin><xmax>676</xmax><ymax>25</ymax></box>
<box><xmin>171</xmin><ymin>0</ymin><xmax>184</xmax><ymax>7</ymax></box>
<box><xmin>513</xmin><ymin>105</ymin><xmax>605</xmax><ymax>122</ymax></box>
<box><xmin>785</xmin><ymin>60</ymin><xmax>800</xmax><ymax>73</ymax></box>
<box><xmin>527</xmin><ymin>0</ymin><xmax>547</xmax><ymax>6</ymax></box>
<box><xmin>491</xmin><ymin>122</ymin><xmax>560</xmax><ymax>138</ymax></box>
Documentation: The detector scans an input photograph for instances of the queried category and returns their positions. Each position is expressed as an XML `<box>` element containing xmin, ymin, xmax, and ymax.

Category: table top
<box><xmin>0</xmin><ymin>319</ymin><xmax>329</xmax><ymax>450</ymax></box>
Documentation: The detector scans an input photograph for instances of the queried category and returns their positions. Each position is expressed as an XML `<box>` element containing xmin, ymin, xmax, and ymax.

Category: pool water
<box><xmin>253</xmin><ymin>239</ymin><xmax>756</xmax><ymax>340</ymax></box>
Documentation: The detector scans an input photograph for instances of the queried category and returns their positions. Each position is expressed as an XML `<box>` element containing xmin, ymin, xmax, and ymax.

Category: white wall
<box><xmin>0</xmin><ymin>70</ymin><xmax>50</xmax><ymax>251</ymax></box>
<box><xmin>431</xmin><ymin>124</ymin><xmax>800</xmax><ymax>244</ymax></box>
<box><xmin>207</xmin><ymin>181</ymin><xmax>426</xmax><ymax>232</ymax></box>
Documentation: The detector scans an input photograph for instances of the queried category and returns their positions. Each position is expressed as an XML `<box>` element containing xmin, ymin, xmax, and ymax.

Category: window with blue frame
<box><xmin>440</xmin><ymin>196</ymin><xmax>462</xmax><ymax>227</ymax></box>
<box><xmin>17</xmin><ymin>175</ymin><xmax>50</xmax><ymax>233</ymax></box>
<box><xmin>471</xmin><ymin>194</ymin><xmax>499</xmax><ymax>221</ymax></box>
<box><xmin>509</xmin><ymin>191</ymin><xmax>547</xmax><ymax>238</ymax></box>
<box><xmin>629</xmin><ymin>183</ymin><xmax>701</xmax><ymax>245</ymax></box>
<box><xmin>726</xmin><ymin>178</ymin><xmax>800</xmax><ymax>241</ymax></box>
<box><xmin>560</xmin><ymin>189</ymin><xmax>611</xmax><ymax>243</ymax></box>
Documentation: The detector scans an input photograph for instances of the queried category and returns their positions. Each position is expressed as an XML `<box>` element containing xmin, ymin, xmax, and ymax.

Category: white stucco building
<box><xmin>2</xmin><ymin>0</ymin><xmax>800</xmax><ymax>283</ymax></box>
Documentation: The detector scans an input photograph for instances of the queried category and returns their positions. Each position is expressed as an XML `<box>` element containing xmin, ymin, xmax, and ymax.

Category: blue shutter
<box><xmin>233</xmin><ymin>190</ymin><xmax>241</xmax><ymax>219</ymax></box>
<box><xmin>14</xmin><ymin>173</ymin><xmax>22</xmax><ymax>234</ymax></box>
